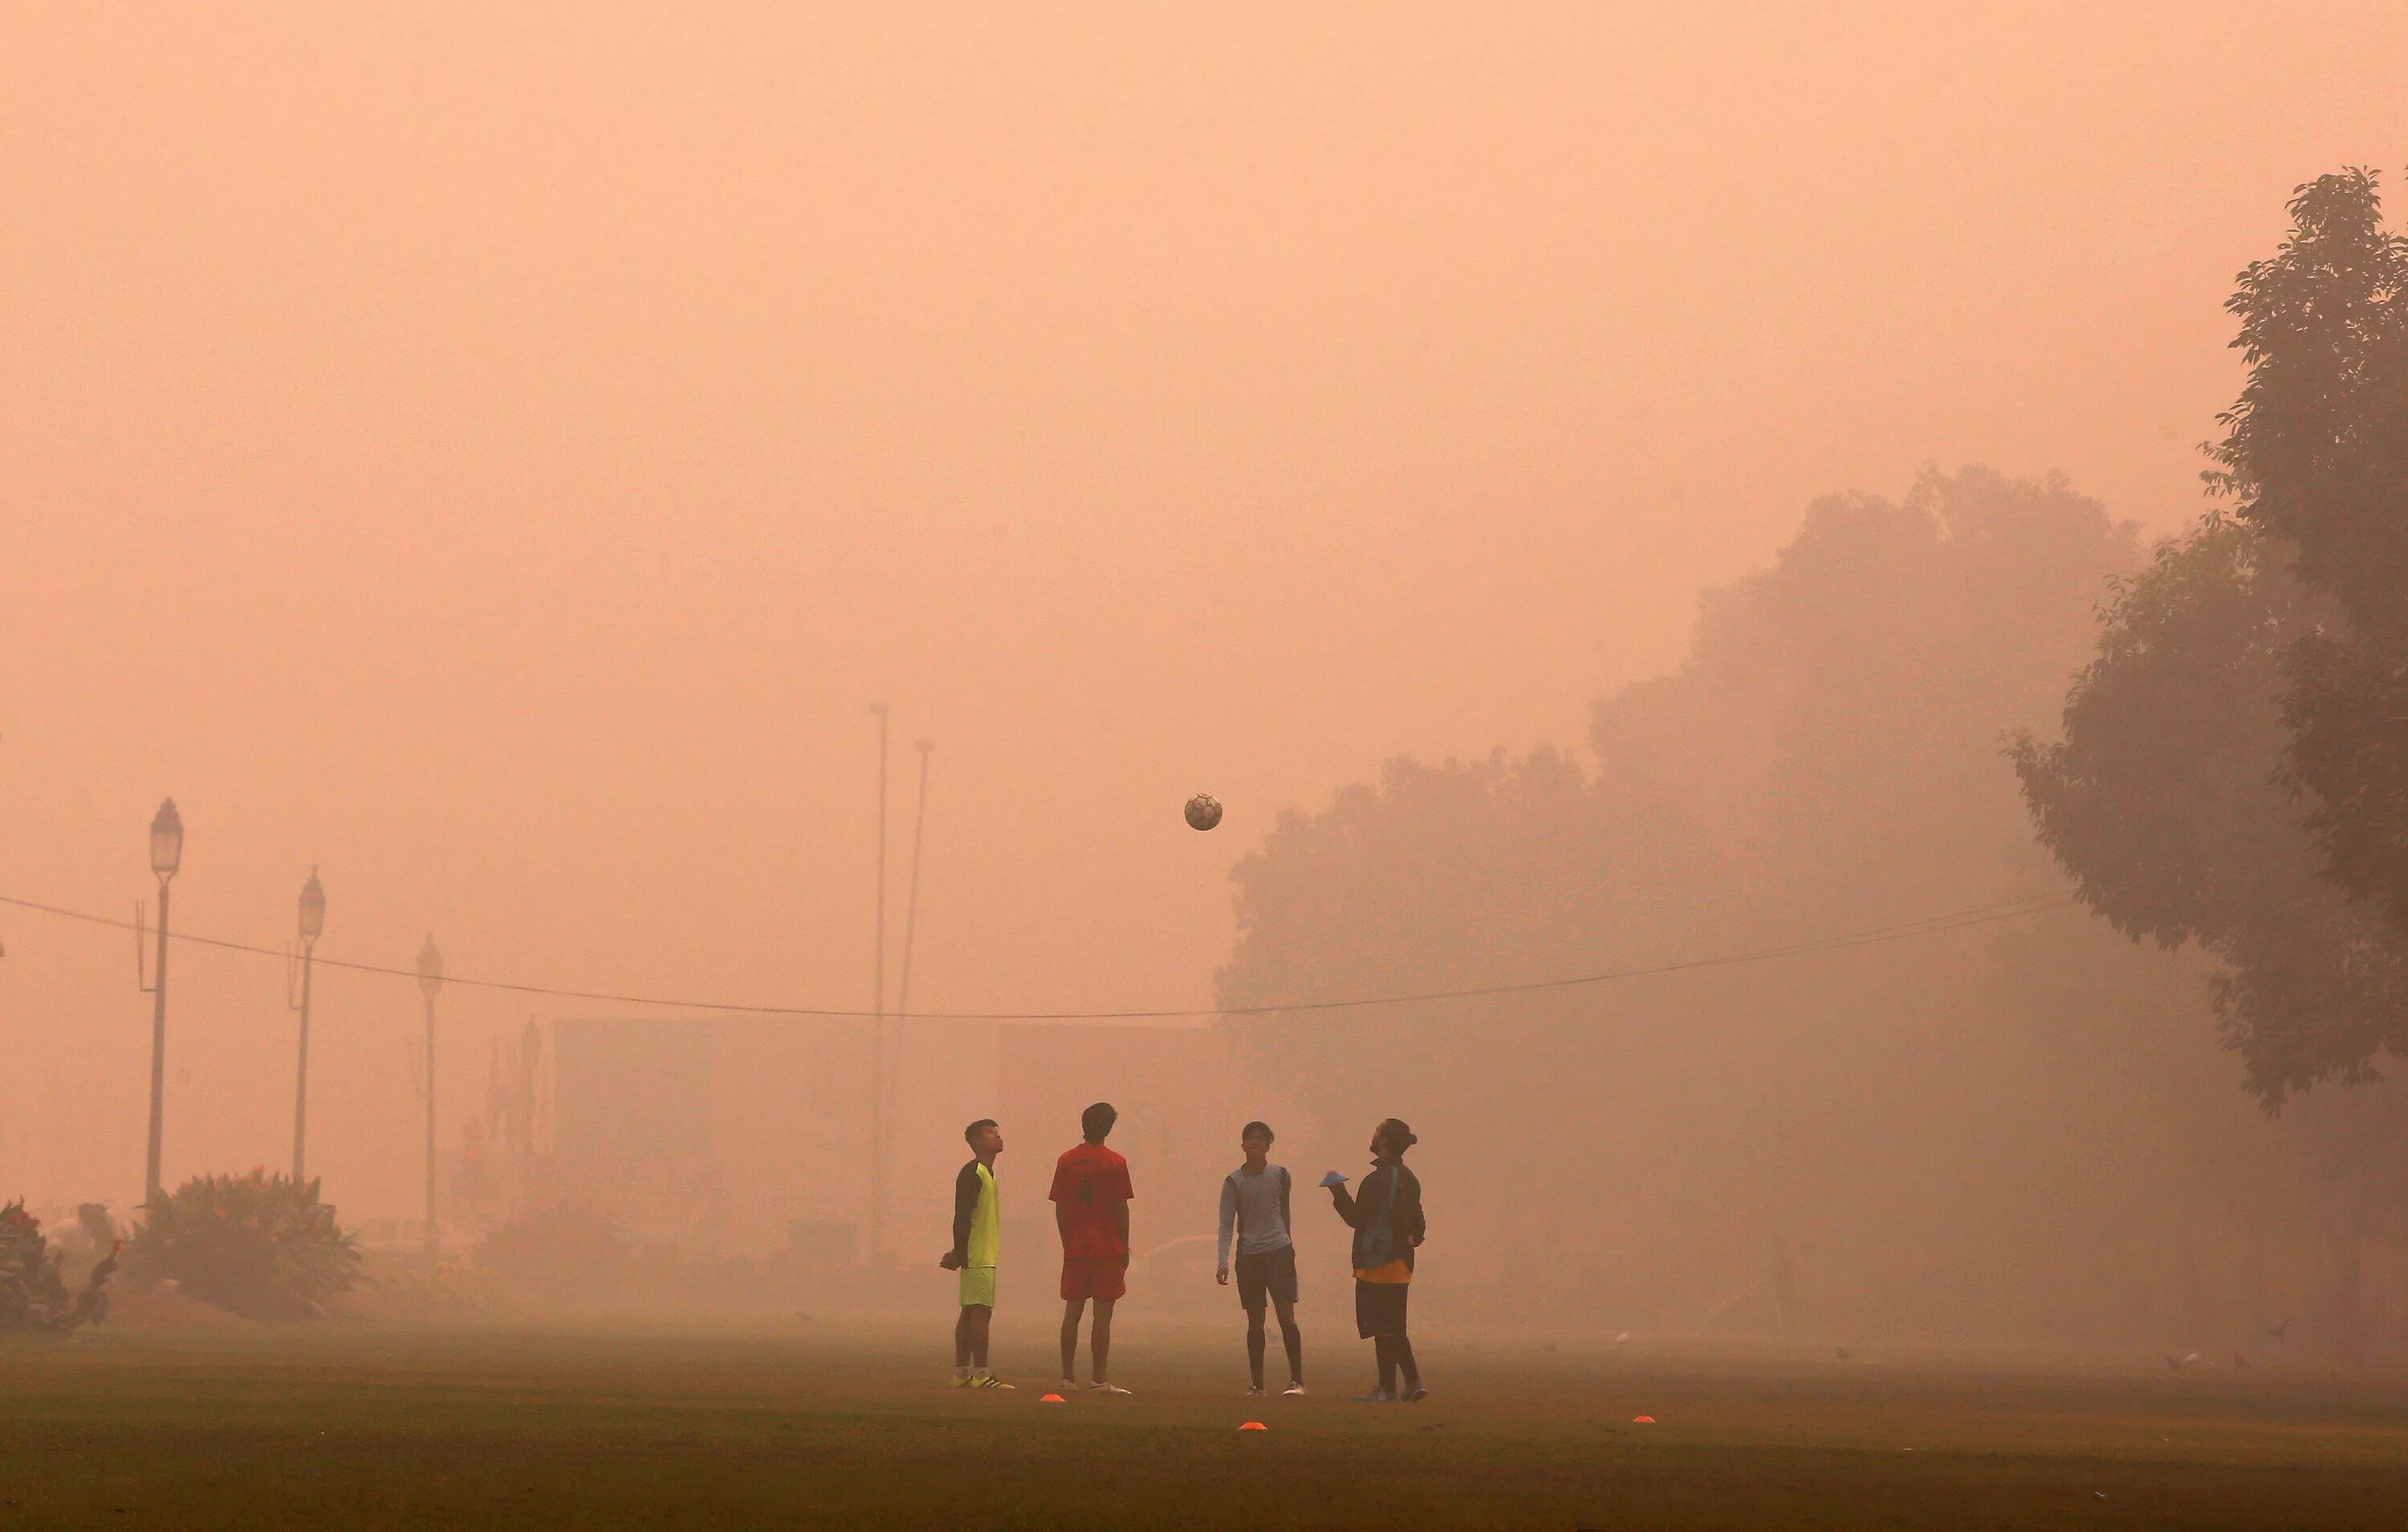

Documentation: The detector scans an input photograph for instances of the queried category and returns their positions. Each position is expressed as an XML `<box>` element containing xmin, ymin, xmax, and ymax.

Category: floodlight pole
<box><xmin>417</xmin><ymin>934</ymin><xmax>444</xmax><ymax>1266</ymax></box>
<box><xmin>895</xmin><ymin>740</ymin><xmax>934</xmax><ymax>1021</ymax></box>
<box><xmin>868</xmin><ymin>702</ymin><xmax>890</xmax><ymax>1263</ymax></box>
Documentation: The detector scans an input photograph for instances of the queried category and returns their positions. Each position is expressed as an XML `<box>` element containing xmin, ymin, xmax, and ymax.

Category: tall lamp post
<box><xmin>867</xmin><ymin>701</ymin><xmax>890</xmax><ymax>1262</ymax></box>
<box><xmin>416</xmin><ymin>933</ymin><xmax>443</xmax><ymax>1265</ymax></box>
<box><xmin>142</xmin><ymin>799</ymin><xmax>185</xmax><ymax>1205</ymax></box>
<box><xmin>291</xmin><ymin>869</ymin><xmax>326</xmax><ymax>1183</ymax></box>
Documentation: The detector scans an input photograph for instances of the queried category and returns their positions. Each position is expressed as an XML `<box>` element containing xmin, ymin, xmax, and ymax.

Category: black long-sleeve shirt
<box><xmin>1329</xmin><ymin>1157</ymin><xmax>1425</xmax><ymax>1274</ymax></box>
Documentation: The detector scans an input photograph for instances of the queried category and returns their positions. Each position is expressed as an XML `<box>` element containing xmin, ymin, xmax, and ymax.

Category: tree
<box><xmin>2210</xmin><ymin>169</ymin><xmax>2408</xmax><ymax>929</ymax></box>
<box><xmin>2014</xmin><ymin>170</ymin><xmax>2408</xmax><ymax>1100</ymax></box>
<box><xmin>2009</xmin><ymin>516</ymin><xmax>2408</xmax><ymax>1102</ymax></box>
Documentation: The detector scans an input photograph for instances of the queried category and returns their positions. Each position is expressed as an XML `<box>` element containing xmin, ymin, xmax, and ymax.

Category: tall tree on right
<box><xmin>2211</xmin><ymin>169</ymin><xmax>2408</xmax><ymax>928</ymax></box>
<box><xmin>2014</xmin><ymin>170</ymin><xmax>2408</xmax><ymax>1100</ymax></box>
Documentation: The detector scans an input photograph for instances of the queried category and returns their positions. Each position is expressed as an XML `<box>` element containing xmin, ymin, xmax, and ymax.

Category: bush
<box><xmin>1</xmin><ymin>1200</ymin><xmax>115</xmax><ymax>1332</ymax></box>
<box><xmin>126</xmin><ymin>1172</ymin><xmax>361</xmax><ymax>1320</ymax></box>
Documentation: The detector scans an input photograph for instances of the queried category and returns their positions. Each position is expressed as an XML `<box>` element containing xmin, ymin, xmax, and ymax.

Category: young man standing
<box><xmin>1049</xmin><ymin>1101</ymin><xmax>1135</xmax><ymax>1395</ymax></box>
<box><xmin>1325</xmin><ymin>1117</ymin><xmax>1426</xmax><ymax>1404</ymax></box>
<box><xmin>938</xmin><ymin>1118</ymin><xmax>1012</xmax><ymax>1390</ymax></box>
<box><xmin>1218</xmin><ymin>1120</ymin><xmax>1306</xmax><ymax>1397</ymax></box>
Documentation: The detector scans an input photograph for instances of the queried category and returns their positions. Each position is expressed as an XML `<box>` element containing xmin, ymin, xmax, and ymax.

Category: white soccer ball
<box><xmin>1184</xmin><ymin>794</ymin><xmax>1223</xmax><ymax>831</ymax></box>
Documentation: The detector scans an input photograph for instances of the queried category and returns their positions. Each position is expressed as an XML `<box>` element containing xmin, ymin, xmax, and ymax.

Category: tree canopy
<box><xmin>2211</xmin><ymin>169</ymin><xmax>2408</xmax><ymax>929</ymax></box>
<box><xmin>2015</xmin><ymin>169</ymin><xmax>2408</xmax><ymax>1101</ymax></box>
<box><xmin>2010</xmin><ymin>516</ymin><xmax>2408</xmax><ymax>1102</ymax></box>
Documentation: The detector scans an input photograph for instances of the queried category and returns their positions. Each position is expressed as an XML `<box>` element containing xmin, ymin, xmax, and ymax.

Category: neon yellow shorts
<box><xmin>958</xmin><ymin>1266</ymin><xmax>997</xmax><ymax>1308</ymax></box>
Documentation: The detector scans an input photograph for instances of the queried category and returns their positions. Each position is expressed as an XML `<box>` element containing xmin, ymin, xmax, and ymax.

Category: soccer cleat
<box><xmin>967</xmin><ymin>1374</ymin><xmax>1015</xmax><ymax>1391</ymax></box>
<box><xmin>1351</xmin><ymin>1388</ymin><xmax>1396</xmax><ymax>1403</ymax></box>
<box><xmin>1283</xmin><ymin>1383</ymin><xmax>1308</xmax><ymax>1397</ymax></box>
<box><xmin>1401</xmin><ymin>1385</ymin><xmax>1429</xmax><ymax>1404</ymax></box>
<box><xmin>952</xmin><ymin>1373</ymin><xmax>972</xmax><ymax>1388</ymax></box>
<box><xmin>1246</xmin><ymin>1386</ymin><xmax>1266</xmax><ymax>1398</ymax></box>
<box><xmin>1088</xmin><ymin>1381</ymin><xmax>1133</xmax><ymax>1396</ymax></box>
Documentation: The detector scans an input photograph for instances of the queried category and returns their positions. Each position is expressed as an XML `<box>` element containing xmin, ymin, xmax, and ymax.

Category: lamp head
<box><xmin>298</xmin><ymin>868</ymin><xmax>326</xmax><ymax>943</ymax></box>
<box><xmin>148</xmin><ymin>799</ymin><xmax>185</xmax><ymax>879</ymax></box>
<box><xmin>416</xmin><ymin>933</ymin><xmax>444</xmax><ymax>998</ymax></box>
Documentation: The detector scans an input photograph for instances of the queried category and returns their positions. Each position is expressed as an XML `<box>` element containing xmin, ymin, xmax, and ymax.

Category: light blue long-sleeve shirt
<box><xmin>1217</xmin><ymin>1161</ymin><xmax>1294</xmax><ymax>1267</ymax></box>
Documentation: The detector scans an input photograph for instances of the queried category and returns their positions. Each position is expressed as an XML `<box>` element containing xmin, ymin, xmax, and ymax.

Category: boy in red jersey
<box><xmin>1050</xmin><ymin>1101</ymin><xmax>1136</xmax><ymax>1395</ymax></box>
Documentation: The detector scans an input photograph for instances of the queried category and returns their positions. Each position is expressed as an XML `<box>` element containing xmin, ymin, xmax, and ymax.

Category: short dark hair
<box><xmin>1081</xmin><ymin>1102</ymin><xmax>1117</xmax><ymax>1143</ymax></box>
<box><xmin>964</xmin><ymin>1118</ymin><xmax>998</xmax><ymax>1146</ymax></box>
<box><xmin>1242</xmin><ymin>1120</ymin><xmax>1274</xmax><ymax>1141</ymax></box>
<box><xmin>1375</xmin><ymin>1117</ymin><xmax>1418</xmax><ymax>1154</ymax></box>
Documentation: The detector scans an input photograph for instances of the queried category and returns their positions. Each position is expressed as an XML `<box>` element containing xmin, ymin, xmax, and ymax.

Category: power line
<box><xmin>0</xmin><ymin>888</ymin><xmax>2073</xmax><ymax>1023</ymax></box>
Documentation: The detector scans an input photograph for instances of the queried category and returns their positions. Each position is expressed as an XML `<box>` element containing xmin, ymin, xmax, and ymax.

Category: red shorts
<box><xmin>1060</xmin><ymin>1255</ymin><xmax>1127</xmax><ymax>1303</ymax></box>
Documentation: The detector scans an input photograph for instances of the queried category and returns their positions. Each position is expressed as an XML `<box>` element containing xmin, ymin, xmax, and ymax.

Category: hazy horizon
<box><xmin>6</xmin><ymin>2</ymin><xmax>2406</xmax><ymax>1259</ymax></box>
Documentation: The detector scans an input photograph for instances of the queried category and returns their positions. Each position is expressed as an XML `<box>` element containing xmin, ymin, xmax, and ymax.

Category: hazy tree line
<box><xmin>1218</xmin><ymin>171</ymin><xmax>2408</xmax><ymax>1359</ymax></box>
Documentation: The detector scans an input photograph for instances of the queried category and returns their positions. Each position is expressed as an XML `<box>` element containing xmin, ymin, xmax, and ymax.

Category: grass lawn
<box><xmin>3</xmin><ymin>1315</ymin><xmax>2405</xmax><ymax>1529</ymax></box>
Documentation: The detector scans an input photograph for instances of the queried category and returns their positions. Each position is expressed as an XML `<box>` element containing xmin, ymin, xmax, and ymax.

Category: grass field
<box><xmin>5</xmin><ymin>1313</ymin><xmax>2406</xmax><ymax>1529</ymax></box>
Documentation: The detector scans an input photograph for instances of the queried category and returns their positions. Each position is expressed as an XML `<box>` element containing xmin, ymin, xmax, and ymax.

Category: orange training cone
<box><xmin>1239</xmin><ymin>1421</ymin><xmax>1267</xmax><ymax>1431</ymax></box>
<box><xmin>1633</xmin><ymin>1415</ymin><xmax>1656</xmax><ymax>1424</ymax></box>
<box><xmin>1041</xmin><ymin>1393</ymin><xmax>1066</xmax><ymax>1403</ymax></box>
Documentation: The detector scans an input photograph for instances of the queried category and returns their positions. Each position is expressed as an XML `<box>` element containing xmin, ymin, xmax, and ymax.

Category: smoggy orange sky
<box><xmin>4</xmin><ymin>2</ymin><xmax>2405</xmax><ymax>1215</ymax></box>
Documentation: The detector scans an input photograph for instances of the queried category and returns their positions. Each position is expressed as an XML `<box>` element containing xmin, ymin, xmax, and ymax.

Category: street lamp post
<box><xmin>416</xmin><ymin>933</ymin><xmax>443</xmax><ymax>1265</ymax></box>
<box><xmin>291</xmin><ymin>869</ymin><xmax>326</xmax><ymax>1183</ymax></box>
<box><xmin>142</xmin><ymin>799</ymin><xmax>184</xmax><ymax>1205</ymax></box>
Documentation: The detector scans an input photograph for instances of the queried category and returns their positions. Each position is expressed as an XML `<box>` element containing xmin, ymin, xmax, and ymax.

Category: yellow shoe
<box><xmin>968</xmin><ymin>1374</ymin><xmax>1015</xmax><ymax>1391</ymax></box>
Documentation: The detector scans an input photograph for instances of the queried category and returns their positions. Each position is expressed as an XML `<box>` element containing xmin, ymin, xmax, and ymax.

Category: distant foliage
<box><xmin>126</xmin><ymin>1172</ymin><xmax>362</xmax><ymax>1320</ymax></box>
<box><xmin>475</xmin><ymin>1205</ymin><xmax>633</xmax><ymax>1300</ymax></box>
<box><xmin>1217</xmin><ymin>465</ymin><xmax>2149</xmax><ymax>1336</ymax></box>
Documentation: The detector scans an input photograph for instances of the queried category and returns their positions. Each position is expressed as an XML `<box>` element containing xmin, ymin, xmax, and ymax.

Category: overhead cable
<box><xmin>0</xmin><ymin>889</ymin><xmax>2072</xmax><ymax>1023</ymax></box>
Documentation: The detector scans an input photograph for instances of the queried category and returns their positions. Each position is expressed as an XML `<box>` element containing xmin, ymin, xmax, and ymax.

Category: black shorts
<box><xmin>1234</xmin><ymin>1246</ymin><xmax>1299</xmax><ymax>1311</ymax></box>
<box><xmin>1355</xmin><ymin>1278</ymin><xmax>1409</xmax><ymax>1339</ymax></box>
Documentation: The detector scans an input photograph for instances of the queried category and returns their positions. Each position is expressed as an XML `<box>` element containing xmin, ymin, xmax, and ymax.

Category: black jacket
<box><xmin>1330</xmin><ymin>1158</ymin><xmax>1425</xmax><ymax>1274</ymax></box>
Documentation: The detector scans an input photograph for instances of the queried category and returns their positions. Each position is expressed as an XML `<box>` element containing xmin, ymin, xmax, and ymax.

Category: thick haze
<box><xmin>3</xmin><ymin>3</ymin><xmax>2405</xmax><ymax>1232</ymax></box>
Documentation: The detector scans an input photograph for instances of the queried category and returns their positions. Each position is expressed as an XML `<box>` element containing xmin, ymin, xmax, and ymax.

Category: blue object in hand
<box><xmin>1320</xmin><ymin>1172</ymin><xmax>1349</xmax><ymax>1189</ymax></box>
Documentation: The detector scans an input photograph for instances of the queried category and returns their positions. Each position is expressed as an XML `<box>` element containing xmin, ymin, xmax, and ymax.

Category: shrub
<box><xmin>125</xmin><ymin>1172</ymin><xmax>361</xmax><ymax>1320</ymax></box>
<box><xmin>1</xmin><ymin>1200</ymin><xmax>115</xmax><ymax>1332</ymax></box>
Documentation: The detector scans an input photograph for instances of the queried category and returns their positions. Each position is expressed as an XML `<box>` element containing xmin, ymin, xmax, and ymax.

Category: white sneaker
<box><xmin>1283</xmin><ymin>1382</ymin><xmax>1308</xmax><ymax>1397</ymax></box>
<box><xmin>1089</xmin><ymin>1381</ymin><xmax>1133</xmax><ymax>1396</ymax></box>
<box><xmin>1246</xmin><ymin>1386</ymin><xmax>1266</xmax><ymax>1398</ymax></box>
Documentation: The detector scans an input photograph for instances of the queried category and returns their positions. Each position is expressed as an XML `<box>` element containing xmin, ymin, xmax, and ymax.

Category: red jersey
<box><xmin>1048</xmin><ymin>1142</ymin><xmax>1135</xmax><ymax>1260</ymax></box>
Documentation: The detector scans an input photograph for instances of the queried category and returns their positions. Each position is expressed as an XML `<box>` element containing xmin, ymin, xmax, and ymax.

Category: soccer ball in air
<box><xmin>1185</xmin><ymin>794</ymin><xmax>1223</xmax><ymax>831</ymax></box>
